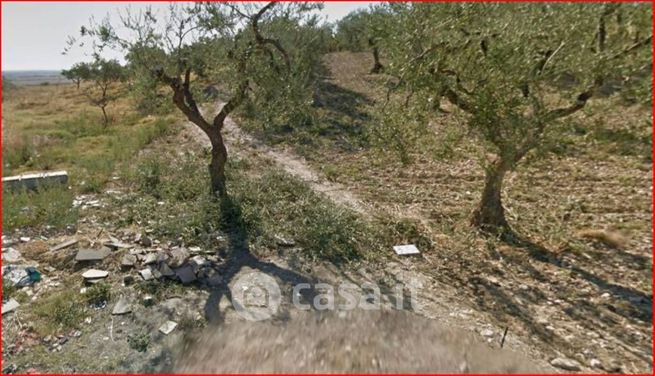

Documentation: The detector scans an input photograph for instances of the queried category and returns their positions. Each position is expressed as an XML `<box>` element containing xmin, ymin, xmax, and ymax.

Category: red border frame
<box><xmin>0</xmin><ymin>1</ymin><xmax>652</xmax><ymax>375</ymax></box>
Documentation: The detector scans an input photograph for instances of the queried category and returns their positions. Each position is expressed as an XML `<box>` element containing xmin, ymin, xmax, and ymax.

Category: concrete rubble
<box><xmin>2</xmin><ymin>298</ymin><xmax>20</xmax><ymax>315</ymax></box>
<box><xmin>75</xmin><ymin>248</ymin><xmax>111</xmax><ymax>262</ymax></box>
<box><xmin>159</xmin><ymin>320</ymin><xmax>178</xmax><ymax>335</ymax></box>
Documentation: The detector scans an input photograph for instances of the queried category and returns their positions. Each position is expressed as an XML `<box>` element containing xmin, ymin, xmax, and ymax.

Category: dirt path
<box><xmin>180</xmin><ymin>107</ymin><xmax>560</xmax><ymax>373</ymax></box>
<box><xmin>185</xmin><ymin>110</ymin><xmax>370</xmax><ymax>216</ymax></box>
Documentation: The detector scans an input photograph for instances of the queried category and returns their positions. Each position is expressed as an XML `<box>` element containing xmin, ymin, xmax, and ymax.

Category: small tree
<box><xmin>81</xmin><ymin>58</ymin><xmax>125</xmax><ymax>127</ymax></box>
<box><xmin>62</xmin><ymin>62</ymin><xmax>91</xmax><ymax>89</ymax></box>
<box><xmin>335</xmin><ymin>6</ymin><xmax>392</xmax><ymax>74</ymax></box>
<box><xmin>71</xmin><ymin>2</ymin><xmax>321</xmax><ymax>196</ymax></box>
<box><xmin>382</xmin><ymin>2</ymin><xmax>652</xmax><ymax>237</ymax></box>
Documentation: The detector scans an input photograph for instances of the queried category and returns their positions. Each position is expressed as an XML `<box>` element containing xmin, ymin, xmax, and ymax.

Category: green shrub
<box><xmin>83</xmin><ymin>282</ymin><xmax>111</xmax><ymax>306</ymax></box>
<box><xmin>32</xmin><ymin>290</ymin><xmax>86</xmax><ymax>335</ymax></box>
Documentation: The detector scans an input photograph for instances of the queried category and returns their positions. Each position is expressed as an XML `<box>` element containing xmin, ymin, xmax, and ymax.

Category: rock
<box><xmin>550</xmin><ymin>357</ymin><xmax>581</xmax><ymax>371</ymax></box>
<box><xmin>75</xmin><ymin>248</ymin><xmax>110</xmax><ymax>262</ymax></box>
<box><xmin>175</xmin><ymin>265</ymin><xmax>196</xmax><ymax>284</ymax></box>
<box><xmin>190</xmin><ymin>255</ymin><xmax>207</xmax><ymax>267</ymax></box>
<box><xmin>2</xmin><ymin>248</ymin><xmax>22</xmax><ymax>263</ymax></box>
<box><xmin>480</xmin><ymin>329</ymin><xmax>494</xmax><ymax>338</ymax></box>
<box><xmin>590</xmin><ymin>359</ymin><xmax>603</xmax><ymax>369</ymax></box>
<box><xmin>139</xmin><ymin>268</ymin><xmax>153</xmax><ymax>281</ymax></box>
<box><xmin>392</xmin><ymin>244</ymin><xmax>420</xmax><ymax>256</ymax></box>
<box><xmin>121</xmin><ymin>254</ymin><xmax>137</xmax><ymax>267</ymax></box>
<box><xmin>142</xmin><ymin>295</ymin><xmax>155</xmax><ymax>307</ymax></box>
<box><xmin>158</xmin><ymin>320</ymin><xmax>177</xmax><ymax>335</ymax></box>
<box><xmin>158</xmin><ymin>263</ymin><xmax>175</xmax><ymax>278</ymax></box>
<box><xmin>274</xmin><ymin>235</ymin><xmax>295</xmax><ymax>247</ymax></box>
<box><xmin>168</xmin><ymin>248</ymin><xmax>189</xmax><ymax>268</ymax></box>
<box><xmin>2</xmin><ymin>298</ymin><xmax>20</xmax><ymax>315</ymax></box>
<box><xmin>143</xmin><ymin>253</ymin><xmax>157</xmax><ymax>265</ymax></box>
<box><xmin>82</xmin><ymin>269</ymin><xmax>109</xmax><ymax>279</ymax></box>
<box><xmin>49</xmin><ymin>239</ymin><xmax>78</xmax><ymax>252</ymax></box>
<box><xmin>112</xmin><ymin>297</ymin><xmax>132</xmax><ymax>315</ymax></box>
<box><xmin>140</xmin><ymin>236</ymin><xmax>152</xmax><ymax>247</ymax></box>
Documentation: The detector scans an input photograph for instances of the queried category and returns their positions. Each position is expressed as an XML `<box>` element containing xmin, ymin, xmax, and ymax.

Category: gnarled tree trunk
<box><xmin>208</xmin><ymin>131</ymin><xmax>228</xmax><ymax>196</ymax></box>
<box><xmin>471</xmin><ymin>157</ymin><xmax>511</xmax><ymax>234</ymax></box>
<box><xmin>369</xmin><ymin>38</ymin><xmax>383</xmax><ymax>74</ymax></box>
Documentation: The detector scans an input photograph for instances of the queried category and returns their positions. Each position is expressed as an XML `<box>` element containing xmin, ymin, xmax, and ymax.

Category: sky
<box><xmin>1</xmin><ymin>1</ymin><xmax>375</xmax><ymax>71</ymax></box>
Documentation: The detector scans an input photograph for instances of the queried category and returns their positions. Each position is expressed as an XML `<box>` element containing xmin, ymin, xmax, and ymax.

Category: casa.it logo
<box><xmin>231</xmin><ymin>271</ymin><xmax>282</xmax><ymax>321</ymax></box>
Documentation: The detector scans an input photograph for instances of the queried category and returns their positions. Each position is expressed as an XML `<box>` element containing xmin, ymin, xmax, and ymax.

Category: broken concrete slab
<box><xmin>392</xmin><ymin>244</ymin><xmax>420</xmax><ymax>256</ymax></box>
<box><xmin>168</xmin><ymin>247</ymin><xmax>190</xmax><ymax>268</ymax></box>
<box><xmin>2</xmin><ymin>248</ymin><xmax>22</xmax><ymax>263</ymax></box>
<box><xmin>121</xmin><ymin>254</ymin><xmax>137</xmax><ymax>267</ymax></box>
<box><xmin>139</xmin><ymin>268</ymin><xmax>153</xmax><ymax>281</ymax></box>
<box><xmin>111</xmin><ymin>297</ymin><xmax>132</xmax><ymax>315</ymax></box>
<box><xmin>174</xmin><ymin>265</ymin><xmax>196</xmax><ymax>284</ymax></box>
<box><xmin>75</xmin><ymin>248</ymin><xmax>111</xmax><ymax>262</ymax></box>
<box><xmin>190</xmin><ymin>255</ymin><xmax>207</xmax><ymax>268</ymax></box>
<box><xmin>158</xmin><ymin>263</ymin><xmax>175</xmax><ymax>278</ymax></box>
<box><xmin>158</xmin><ymin>320</ymin><xmax>177</xmax><ymax>335</ymax></box>
<box><xmin>143</xmin><ymin>253</ymin><xmax>157</xmax><ymax>265</ymax></box>
<box><xmin>2</xmin><ymin>298</ymin><xmax>20</xmax><ymax>315</ymax></box>
<box><xmin>2</xmin><ymin>170</ymin><xmax>68</xmax><ymax>192</ymax></box>
<box><xmin>82</xmin><ymin>269</ymin><xmax>109</xmax><ymax>279</ymax></box>
<box><xmin>49</xmin><ymin>239</ymin><xmax>79</xmax><ymax>252</ymax></box>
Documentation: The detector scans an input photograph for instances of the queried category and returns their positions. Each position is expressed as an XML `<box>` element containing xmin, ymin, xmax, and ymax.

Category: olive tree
<box><xmin>62</xmin><ymin>62</ymin><xmax>91</xmax><ymax>89</ymax></box>
<box><xmin>81</xmin><ymin>58</ymin><xmax>125</xmax><ymax>127</ymax></box>
<box><xmin>382</xmin><ymin>2</ymin><xmax>651</xmax><ymax>236</ymax></box>
<box><xmin>71</xmin><ymin>2</ymin><xmax>321</xmax><ymax>196</ymax></box>
<box><xmin>335</xmin><ymin>6</ymin><xmax>393</xmax><ymax>74</ymax></box>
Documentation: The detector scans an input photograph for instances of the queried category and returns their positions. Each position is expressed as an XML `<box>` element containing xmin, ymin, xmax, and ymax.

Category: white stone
<box><xmin>159</xmin><ymin>320</ymin><xmax>177</xmax><ymax>335</ymax></box>
<box><xmin>392</xmin><ymin>244</ymin><xmax>420</xmax><ymax>256</ymax></box>
<box><xmin>82</xmin><ymin>269</ymin><xmax>109</xmax><ymax>279</ymax></box>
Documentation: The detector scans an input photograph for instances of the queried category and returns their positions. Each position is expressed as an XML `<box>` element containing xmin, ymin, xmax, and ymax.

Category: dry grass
<box><xmin>256</xmin><ymin>51</ymin><xmax>653</xmax><ymax>372</ymax></box>
<box><xmin>2</xmin><ymin>83</ymin><xmax>180</xmax><ymax>230</ymax></box>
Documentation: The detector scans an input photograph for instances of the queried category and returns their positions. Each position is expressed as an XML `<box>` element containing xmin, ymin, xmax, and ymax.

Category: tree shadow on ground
<box><xmin>464</xmin><ymin>229</ymin><xmax>653</xmax><ymax>366</ymax></box>
<box><xmin>505</xmin><ymin>232</ymin><xmax>651</xmax><ymax>323</ymax></box>
<box><xmin>200</xmin><ymin>194</ymin><xmax>321</xmax><ymax>324</ymax></box>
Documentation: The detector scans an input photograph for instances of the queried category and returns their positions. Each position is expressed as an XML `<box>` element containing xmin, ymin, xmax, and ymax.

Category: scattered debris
<box><xmin>2</xmin><ymin>298</ymin><xmax>20</xmax><ymax>315</ymax></box>
<box><xmin>158</xmin><ymin>263</ymin><xmax>175</xmax><ymax>278</ymax></box>
<box><xmin>168</xmin><ymin>247</ymin><xmax>189</xmax><ymax>268</ymax></box>
<box><xmin>49</xmin><ymin>238</ymin><xmax>79</xmax><ymax>252</ymax></box>
<box><xmin>82</xmin><ymin>269</ymin><xmax>109</xmax><ymax>281</ymax></box>
<box><xmin>175</xmin><ymin>265</ymin><xmax>196</xmax><ymax>284</ymax></box>
<box><xmin>480</xmin><ymin>329</ymin><xmax>494</xmax><ymax>338</ymax></box>
<box><xmin>139</xmin><ymin>268</ymin><xmax>153</xmax><ymax>281</ymax></box>
<box><xmin>392</xmin><ymin>244</ymin><xmax>420</xmax><ymax>256</ymax></box>
<box><xmin>2</xmin><ymin>170</ymin><xmax>68</xmax><ymax>191</ymax></box>
<box><xmin>550</xmin><ymin>357</ymin><xmax>582</xmax><ymax>371</ymax></box>
<box><xmin>159</xmin><ymin>320</ymin><xmax>178</xmax><ymax>335</ymax></box>
<box><xmin>2</xmin><ymin>248</ymin><xmax>23</xmax><ymax>263</ymax></box>
<box><xmin>19</xmin><ymin>237</ymin><xmax>31</xmax><ymax>243</ymax></box>
<box><xmin>590</xmin><ymin>359</ymin><xmax>603</xmax><ymax>369</ymax></box>
<box><xmin>143</xmin><ymin>253</ymin><xmax>158</xmax><ymax>265</ymax></box>
<box><xmin>274</xmin><ymin>235</ymin><xmax>295</xmax><ymax>247</ymax></box>
<box><xmin>2</xmin><ymin>265</ymin><xmax>41</xmax><ymax>287</ymax></box>
<box><xmin>111</xmin><ymin>297</ymin><xmax>132</xmax><ymax>315</ymax></box>
<box><xmin>121</xmin><ymin>254</ymin><xmax>137</xmax><ymax>267</ymax></box>
<box><xmin>75</xmin><ymin>248</ymin><xmax>111</xmax><ymax>262</ymax></box>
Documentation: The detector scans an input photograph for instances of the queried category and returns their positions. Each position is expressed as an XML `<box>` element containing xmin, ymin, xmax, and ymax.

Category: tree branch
<box><xmin>251</xmin><ymin>1</ymin><xmax>291</xmax><ymax>72</ymax></box>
